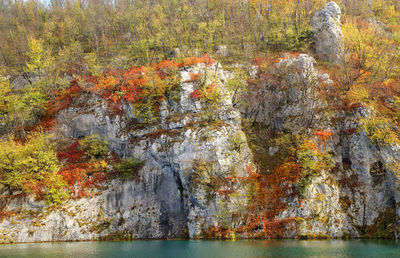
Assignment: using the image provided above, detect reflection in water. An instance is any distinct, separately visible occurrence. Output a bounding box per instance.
[0,240,399,258]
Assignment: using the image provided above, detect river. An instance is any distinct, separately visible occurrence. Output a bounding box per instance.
[0,240,399,257]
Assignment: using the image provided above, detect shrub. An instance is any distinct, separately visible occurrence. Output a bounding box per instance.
[114,157,145,180]
[79,134,109,160]
[0,133,68,204]
[57,135,110,198]
[361,117,400,146]
[296,139,334,196]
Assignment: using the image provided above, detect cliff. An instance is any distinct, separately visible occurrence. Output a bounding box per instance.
[0,2,399,243]
[0,60,253,242]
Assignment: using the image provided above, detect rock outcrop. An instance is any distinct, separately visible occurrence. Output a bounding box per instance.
[0,62,252,243]
[311,2,343,63]
[1,54,399,242]
[216,45,229,57]
[267,54,400,238]
[274,54,331,132]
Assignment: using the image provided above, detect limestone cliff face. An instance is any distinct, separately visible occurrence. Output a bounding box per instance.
[0,63,252,243]
[1,2,399,243]
[264,54,400,238]
[291,117,400,238]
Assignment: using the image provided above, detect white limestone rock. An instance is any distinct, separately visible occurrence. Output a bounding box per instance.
[0,62,252,243]
[311,2,344,63]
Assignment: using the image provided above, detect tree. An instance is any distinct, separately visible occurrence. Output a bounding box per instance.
[25,37,45,78]
[0,133,68,205]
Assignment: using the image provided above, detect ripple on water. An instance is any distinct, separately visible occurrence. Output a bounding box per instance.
[0,240,399,258]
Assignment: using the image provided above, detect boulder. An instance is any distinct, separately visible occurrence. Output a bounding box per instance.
[216,45,229,57]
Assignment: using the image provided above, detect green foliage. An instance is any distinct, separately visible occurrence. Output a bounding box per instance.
[296,139,334,195]
[0,36,68,137]
[225,67,248,108]
[361,116,400,146]
[25,37,44,75]
[84,53,101,77]
[6,86,47,134]
[79,135,109,160]
[371,2,399,23]
[250,130,334,197]
[0,0,330,73]
[341,20,397,89]
[339,18,400,147]
[0,85,47,137]
[114,157,145,180]
[191,159,221,204]
[0,133,68,205]
[129,39,153,64]
[0,73,10,118]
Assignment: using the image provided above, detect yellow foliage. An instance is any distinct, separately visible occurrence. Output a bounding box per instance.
[361,116,400,146]
[25,37,44,74]
[0,133,68,204]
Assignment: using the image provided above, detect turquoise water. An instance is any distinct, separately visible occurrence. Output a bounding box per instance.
[0,240,399,258]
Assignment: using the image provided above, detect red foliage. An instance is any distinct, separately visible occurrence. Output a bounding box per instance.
[155,60,180,70]
[340,99,362,112]
[29,117,57,132]
[25,80,84,134]
[252,57,270,66]
[80,54,213,107]
[182,54,213,67]
[190,89,203,100]
[107,102,123,116]
[57,141,108,198]
[57,141,85,163]
[342,128,358,135]
[28,55,214,135]
[58,164,87,187]
[262,218,296,238]
[206,83,216,93]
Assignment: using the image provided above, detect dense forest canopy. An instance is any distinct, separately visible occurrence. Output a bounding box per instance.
[1,0,399,78]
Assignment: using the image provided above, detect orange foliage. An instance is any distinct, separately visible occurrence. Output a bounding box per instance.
[182,54,213,67]
[262,218,297,238]
[251,55,278,67]
[242,163,300,238]
[0,211,12,221]
[83,54,213,107]
[252,57,267,67]
[30,55,214,134]
[30,117,57,132]
[26,80,83,133]
[314,130,334,145]
[186,72,200,82]
[204,226,234,239]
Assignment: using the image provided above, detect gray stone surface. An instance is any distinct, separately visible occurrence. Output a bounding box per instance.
[1,54,399,242]
[0,62,252,243]
[216,45,229,57]
[265,54,400,238]
[311,2,343,63]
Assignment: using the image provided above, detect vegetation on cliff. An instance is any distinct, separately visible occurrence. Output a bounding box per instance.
[0,0,400,241]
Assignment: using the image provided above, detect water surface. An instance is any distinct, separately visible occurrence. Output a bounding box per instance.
[0,240,399,257]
